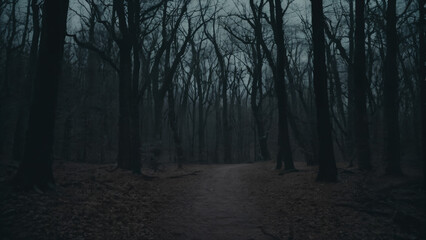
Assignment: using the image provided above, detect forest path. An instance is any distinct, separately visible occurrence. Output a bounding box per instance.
[158,164,274,240]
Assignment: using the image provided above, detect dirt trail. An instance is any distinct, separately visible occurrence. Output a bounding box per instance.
[158,164,273,240]
[1,161,424,239]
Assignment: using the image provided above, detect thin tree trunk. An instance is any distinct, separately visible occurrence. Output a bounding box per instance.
[249,0,272,162]
[130,0,142,172]
[192,42,206,161]
[418,0,425,188]
[208,33,232,163]
[354,0,372,170]
[251,44,271,161]
[347,0,356,167]
[269,0,295,170]
[12,0,40,162]
[83,6,97,162]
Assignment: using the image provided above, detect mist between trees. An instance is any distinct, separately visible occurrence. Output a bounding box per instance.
[0,0,424,188]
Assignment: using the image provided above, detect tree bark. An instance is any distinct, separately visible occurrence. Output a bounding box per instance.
[274,0,294,170]
[83,5,100,163]
[207,25,232,164]
[117,44,140,171]
[251,43,271,161]
[383,0,402,176]
[15,0,69,190]
[258,0,295,170]
[418,0,425,187]
[347,0,356,167]
[311,0,337,182]
[114,0,141,173]
[248,0,272,162]
[192,42,206,160]
[354,0,372,170]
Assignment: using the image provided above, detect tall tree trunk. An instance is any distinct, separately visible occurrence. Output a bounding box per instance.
[15,0,69,190]
[194,57,205,161]
[249,0,271,162]
[383,0,402,176]
[11,0,32,160]
[114,0,142,173]
[251,42,271,161]
[117,45,140,172]
[354,0,371,170]
[208,31,232,163]
[307,57,319,166]
[347,0,356,167]
[130,0,142,172]
[325,45,347,163]
[311,0,337,182]
[270,0,294,170]
[418,0,425,188]
[83,6,98,162]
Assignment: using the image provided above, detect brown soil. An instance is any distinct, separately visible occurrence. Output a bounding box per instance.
[0,161,425,240]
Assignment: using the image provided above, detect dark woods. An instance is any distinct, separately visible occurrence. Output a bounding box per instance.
[15,0,69,190]
[0,0,425,188]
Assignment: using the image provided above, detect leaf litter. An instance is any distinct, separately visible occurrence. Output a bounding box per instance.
[0,161,424,240]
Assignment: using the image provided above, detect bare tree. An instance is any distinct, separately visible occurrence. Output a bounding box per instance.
[202,2,233,163]
[15,0,69,190]
[257,0,295,170]
[419,0,425,187]
[12,0,41,162]
[311,0,337,182]
[353,0,371,170]
[383,0,402,176]
[248,1,272,161]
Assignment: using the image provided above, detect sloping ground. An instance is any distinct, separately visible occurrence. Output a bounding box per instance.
[0,161,425,240]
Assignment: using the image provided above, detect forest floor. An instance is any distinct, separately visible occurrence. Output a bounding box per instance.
[0,160,425,240]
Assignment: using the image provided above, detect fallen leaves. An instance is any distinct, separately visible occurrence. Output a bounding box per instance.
[0,161,424,239]
[0,161,195,239]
